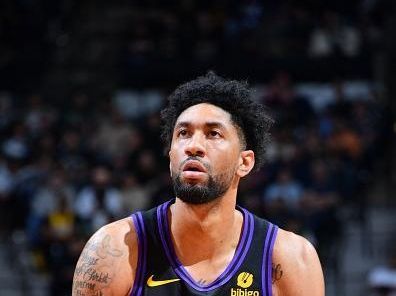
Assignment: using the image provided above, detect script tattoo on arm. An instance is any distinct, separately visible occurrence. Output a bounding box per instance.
[72,234,123,296]
[272,263,283,284]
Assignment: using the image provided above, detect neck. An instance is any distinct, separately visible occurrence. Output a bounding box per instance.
[168,187,243,266]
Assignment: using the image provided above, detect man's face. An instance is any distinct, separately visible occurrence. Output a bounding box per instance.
[169,103,244,204]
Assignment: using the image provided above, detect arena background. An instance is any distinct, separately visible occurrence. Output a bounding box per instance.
[0,0,395,295]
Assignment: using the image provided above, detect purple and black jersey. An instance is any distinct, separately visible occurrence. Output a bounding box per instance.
[130,200,278,296]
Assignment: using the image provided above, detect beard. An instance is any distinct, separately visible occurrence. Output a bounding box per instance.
[171,160,235,205]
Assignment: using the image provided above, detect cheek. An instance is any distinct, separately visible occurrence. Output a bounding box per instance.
[210,147,239,172]
[169,148,182,170]
[169,153,177,170]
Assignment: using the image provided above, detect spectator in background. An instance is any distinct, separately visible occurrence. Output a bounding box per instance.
[28,170,74,247]
[262,168,304,232]
[74,166,123,233]
[308,11,361,58]
[327,119,362,161]
[301,160,340,260]
[120,173,151,214]
[92,107,134,160]
[24,94,57,137]
[263,71,315,127]
[63,94,92,127]
[134,149,159,185]
[368,244,396,296]
[58,128,87,171]
[2,122,30,161]
[43,195,76,296]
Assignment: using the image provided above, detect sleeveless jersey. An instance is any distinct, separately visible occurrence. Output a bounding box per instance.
[130,200,278,296]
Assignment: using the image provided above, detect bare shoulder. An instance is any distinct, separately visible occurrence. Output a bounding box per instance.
[272,228,325,296]
[72,217,139,296]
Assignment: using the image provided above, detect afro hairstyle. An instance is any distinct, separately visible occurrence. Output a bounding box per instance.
[160,71,274,170]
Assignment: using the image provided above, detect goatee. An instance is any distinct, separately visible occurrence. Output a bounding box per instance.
[172,170,233,205]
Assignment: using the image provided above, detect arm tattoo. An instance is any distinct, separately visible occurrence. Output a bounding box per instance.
[72,235,124,295]
[272,263,283,284]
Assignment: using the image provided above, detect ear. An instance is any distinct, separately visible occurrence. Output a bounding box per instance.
[237,150,255,178]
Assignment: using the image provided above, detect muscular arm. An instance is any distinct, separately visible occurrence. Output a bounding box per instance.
[272,229,325,296]
[72,218,138,296]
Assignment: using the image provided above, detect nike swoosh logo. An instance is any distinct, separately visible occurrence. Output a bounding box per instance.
[147,275,180,287]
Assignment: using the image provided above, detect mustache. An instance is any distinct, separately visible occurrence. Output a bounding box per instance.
[179,156,210,172]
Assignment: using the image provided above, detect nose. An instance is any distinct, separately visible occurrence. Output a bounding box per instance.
[184,132,206,157]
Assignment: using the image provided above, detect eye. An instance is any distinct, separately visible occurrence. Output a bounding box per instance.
[177,129,189,138]
[208,130,221,138]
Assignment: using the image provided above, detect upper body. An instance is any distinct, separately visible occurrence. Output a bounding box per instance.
[72,72,324,296]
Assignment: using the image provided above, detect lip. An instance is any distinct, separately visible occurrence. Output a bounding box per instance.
[182,160,207,173]
[181,170,207,180]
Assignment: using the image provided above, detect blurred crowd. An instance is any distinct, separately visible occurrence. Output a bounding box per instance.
[0,74,387,294]
[123,0,387,64]
[0,0,393,89]
[0,0,393,295]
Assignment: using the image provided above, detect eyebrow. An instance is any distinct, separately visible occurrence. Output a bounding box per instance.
[174,121,227,130]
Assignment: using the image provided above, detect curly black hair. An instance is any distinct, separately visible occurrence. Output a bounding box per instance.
[161,71,274,170]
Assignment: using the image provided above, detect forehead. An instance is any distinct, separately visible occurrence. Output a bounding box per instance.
[175,103,233,127]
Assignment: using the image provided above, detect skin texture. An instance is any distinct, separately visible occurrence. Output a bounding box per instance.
[272,229,325,295]
[72,218,137,296]
[72,103,324,295]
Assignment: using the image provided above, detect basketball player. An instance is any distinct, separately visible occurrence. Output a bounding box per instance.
[72,72,324,295]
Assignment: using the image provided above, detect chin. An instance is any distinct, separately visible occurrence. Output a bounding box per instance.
[177,194,220,205]
[181,178,207,187]
[174,182,223,205]
[172,171,230,205]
